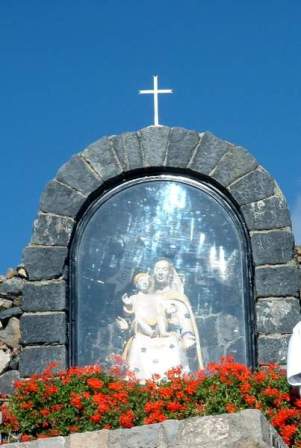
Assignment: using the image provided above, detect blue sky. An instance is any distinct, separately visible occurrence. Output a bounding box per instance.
[0,0,301,273]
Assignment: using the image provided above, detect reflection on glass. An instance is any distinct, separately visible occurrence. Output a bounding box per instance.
[74,178,249,378]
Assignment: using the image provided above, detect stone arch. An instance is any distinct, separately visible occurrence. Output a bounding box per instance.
[20,126,300,376]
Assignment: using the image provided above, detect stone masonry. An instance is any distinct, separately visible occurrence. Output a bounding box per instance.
[0,267,26,394]
[2,410,288,448]
[0,126,300,394]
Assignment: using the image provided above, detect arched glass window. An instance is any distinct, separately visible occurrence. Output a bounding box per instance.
[71,175,254,379]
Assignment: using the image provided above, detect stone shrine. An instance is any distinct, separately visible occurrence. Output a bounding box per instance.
[0,125,300,391]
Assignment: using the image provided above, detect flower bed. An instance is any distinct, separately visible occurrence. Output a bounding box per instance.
[1,357,301,447]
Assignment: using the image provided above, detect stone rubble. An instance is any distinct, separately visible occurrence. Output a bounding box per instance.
[0,268,25,394]
[0,318,21,349]
[0,349,11,374]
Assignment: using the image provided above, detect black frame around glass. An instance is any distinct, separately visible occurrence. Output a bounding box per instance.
[69,170,256,369]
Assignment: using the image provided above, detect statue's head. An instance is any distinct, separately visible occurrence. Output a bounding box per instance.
[133,272,152,293]
[153,258,173,287]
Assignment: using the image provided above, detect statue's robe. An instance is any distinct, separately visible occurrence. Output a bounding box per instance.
[287,322,301,387]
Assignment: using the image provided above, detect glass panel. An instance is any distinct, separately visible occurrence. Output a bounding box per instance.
[74,178,249,379]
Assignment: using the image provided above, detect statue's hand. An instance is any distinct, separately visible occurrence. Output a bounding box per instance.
[182,332,196,349]
[150,328,161,338]
[122,293,133,305]
[159,331,170,337]
[165,303,177,316]
[116,316,129,331]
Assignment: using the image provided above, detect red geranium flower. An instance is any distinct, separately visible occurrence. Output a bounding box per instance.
[90,413,102,424]
[44,384,58,396]
[225,403,237,413]
[92,393,107,405]
[239,382,251,394]
[166,401,186,412]
[263,387,280,398]
[20,434,33,442]
[144,411,167,424]
[87,378,104,390]
[108,382,123,392]
[119,410,135,428]
[70,393,83,410]
[20,401,33,410]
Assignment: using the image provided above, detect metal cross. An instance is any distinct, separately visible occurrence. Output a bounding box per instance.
[139,75,173,126]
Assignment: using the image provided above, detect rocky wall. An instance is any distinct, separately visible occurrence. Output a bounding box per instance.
[0,267,27,394]
[2,410,288,448]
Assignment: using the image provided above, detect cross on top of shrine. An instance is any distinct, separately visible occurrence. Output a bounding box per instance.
[139,75,173,126]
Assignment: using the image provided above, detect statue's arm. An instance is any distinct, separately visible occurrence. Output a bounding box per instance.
[157,302,170,336]
[116,316,129,331]
[136,319,155,337]
[175,301,196,348]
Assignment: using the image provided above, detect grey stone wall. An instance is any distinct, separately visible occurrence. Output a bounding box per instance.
[0,126,300,389]
[0,268,25,394]
[3,410,288,448]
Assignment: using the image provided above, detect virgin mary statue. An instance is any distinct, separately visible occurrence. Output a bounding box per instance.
[119,259,204,381]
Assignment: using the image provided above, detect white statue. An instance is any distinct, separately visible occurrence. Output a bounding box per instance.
[117,259,204,381]
[287,321,301,393]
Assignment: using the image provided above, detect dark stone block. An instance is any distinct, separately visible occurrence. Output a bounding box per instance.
[0,277,23,297]
[166,127,200,168]
[0,370,20,395]
[211,145,258,187]
[23,246,68,281]
[258,335,290,364]
[188,132,229,175]
[139,126,170,167]
[241,195,291,230]
[20,345,67,377]
[0,307,22,321]
[22,280,66,311]
[56,155,101,195]
[251,230,295,265]
[228,168,275,205]
[40,180,86,218]
[21,312,66,344]
[82,137,122,181]
[31,213,74,246]
[256,298,301,333]
[255,265,301,297]
[111,132,143,171]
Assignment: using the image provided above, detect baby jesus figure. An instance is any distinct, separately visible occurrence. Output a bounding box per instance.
[121,272,167,338]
